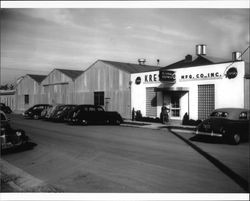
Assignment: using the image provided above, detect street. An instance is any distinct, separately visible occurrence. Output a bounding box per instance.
[1,114,248,193]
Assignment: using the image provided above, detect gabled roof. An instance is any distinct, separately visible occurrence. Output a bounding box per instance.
[55,69,84,80]
[162,55,232,70]
[100,60,161,73]
[27,74,47,83]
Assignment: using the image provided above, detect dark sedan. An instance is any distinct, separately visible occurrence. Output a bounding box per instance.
[195,108,250,145]
[68,104,123,125]
[23,104,52,119]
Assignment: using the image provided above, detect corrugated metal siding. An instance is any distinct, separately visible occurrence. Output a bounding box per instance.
[146,87,157,117]
[41,69,74,104]
[75,61,131,119]
[15,75,42,111]
[0,95,15,111]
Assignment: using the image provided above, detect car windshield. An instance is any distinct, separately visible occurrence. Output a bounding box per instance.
[210,111,228,118]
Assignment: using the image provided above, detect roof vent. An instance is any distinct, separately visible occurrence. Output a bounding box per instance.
[232,51,242,61]
[185,54,192,62]
[138,58,146,65]
[196,44,206,56]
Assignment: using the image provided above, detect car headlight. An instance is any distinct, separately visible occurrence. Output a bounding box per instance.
[16,131,22,136]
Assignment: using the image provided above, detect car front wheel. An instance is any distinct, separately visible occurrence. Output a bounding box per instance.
[230,133,241,145]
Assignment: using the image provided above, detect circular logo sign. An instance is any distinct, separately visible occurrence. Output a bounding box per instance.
[226,67,238,79]
[135,77,141,85]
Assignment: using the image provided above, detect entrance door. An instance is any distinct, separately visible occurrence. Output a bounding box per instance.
[170,93,181,119]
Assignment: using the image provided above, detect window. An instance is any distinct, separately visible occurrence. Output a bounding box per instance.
[146,87,157,117]
[24,95,29,104]
[94,91,104,106]
[198,84,215,120]
[89,106,96,112]
[96,106,104,112]
[171,93,181,117]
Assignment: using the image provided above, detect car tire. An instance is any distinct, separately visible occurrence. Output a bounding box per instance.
[33,115,39,120]
[230,133,241,145]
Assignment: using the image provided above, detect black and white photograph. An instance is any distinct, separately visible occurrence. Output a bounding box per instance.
[0,0,249,200]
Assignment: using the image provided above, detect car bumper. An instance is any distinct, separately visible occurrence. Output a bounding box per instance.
[195,130,223,137]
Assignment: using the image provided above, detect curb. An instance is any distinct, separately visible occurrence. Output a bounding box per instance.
[0,159,60,192]
[121,122,196,131]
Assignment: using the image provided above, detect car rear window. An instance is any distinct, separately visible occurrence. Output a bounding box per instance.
[96,106,104,112]
[89,106,95,112]
[210,111,228,118]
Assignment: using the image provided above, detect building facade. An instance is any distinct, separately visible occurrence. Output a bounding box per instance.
[0,90,16,111]
[131,49,250,120]
[40,69,83,105]
[15,74,46,111]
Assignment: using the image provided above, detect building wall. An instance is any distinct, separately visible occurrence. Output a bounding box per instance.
[131,61,246,120]
[41,70,74,105]
[0,93,15,111]
[15,76,42,111]
[244,63,250,109]
[75,60,131,119]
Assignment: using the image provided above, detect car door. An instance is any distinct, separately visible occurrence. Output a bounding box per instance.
[96,106,106,123]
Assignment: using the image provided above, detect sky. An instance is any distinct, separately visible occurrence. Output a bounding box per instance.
[1,7,249,84]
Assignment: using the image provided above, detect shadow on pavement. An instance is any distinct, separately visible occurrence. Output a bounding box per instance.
[1,142,37,155]
[189,135,225,144]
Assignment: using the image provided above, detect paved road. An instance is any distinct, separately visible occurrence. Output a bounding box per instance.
[1,114,246,192]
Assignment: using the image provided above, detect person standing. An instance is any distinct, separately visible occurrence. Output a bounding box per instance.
[161,103,170,124]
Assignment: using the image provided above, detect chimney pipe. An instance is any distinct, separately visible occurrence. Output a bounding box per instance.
[138,58,146,65]
[232,52,242,61]
[196,44,206,56]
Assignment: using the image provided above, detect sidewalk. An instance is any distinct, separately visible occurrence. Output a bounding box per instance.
[0,159,59,192]
[122,119,196,130]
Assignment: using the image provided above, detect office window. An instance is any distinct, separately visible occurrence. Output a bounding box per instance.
[146,87,157,117]
[94,91,104,106]
[24,95,29,104]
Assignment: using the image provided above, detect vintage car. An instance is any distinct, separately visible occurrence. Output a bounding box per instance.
[51,104,77,122]
[195,108,250,145]
[40,105,53,119]
[68,104,123,125]
[23,104,52,119]
[0,103,12,114]
[44,104,65,120]
[1,110,29,150]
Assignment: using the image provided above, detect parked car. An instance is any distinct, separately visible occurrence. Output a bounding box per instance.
[44,104,64,120]
[0,103,12,114]
[68,104,123,125]
[1,110,29,150]
[23,104,52,119]
[51,104,77,122]
[40,105,53,119]
[195,108,250,145]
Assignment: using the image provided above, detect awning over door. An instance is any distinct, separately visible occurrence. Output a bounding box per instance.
[154,87,189,92]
